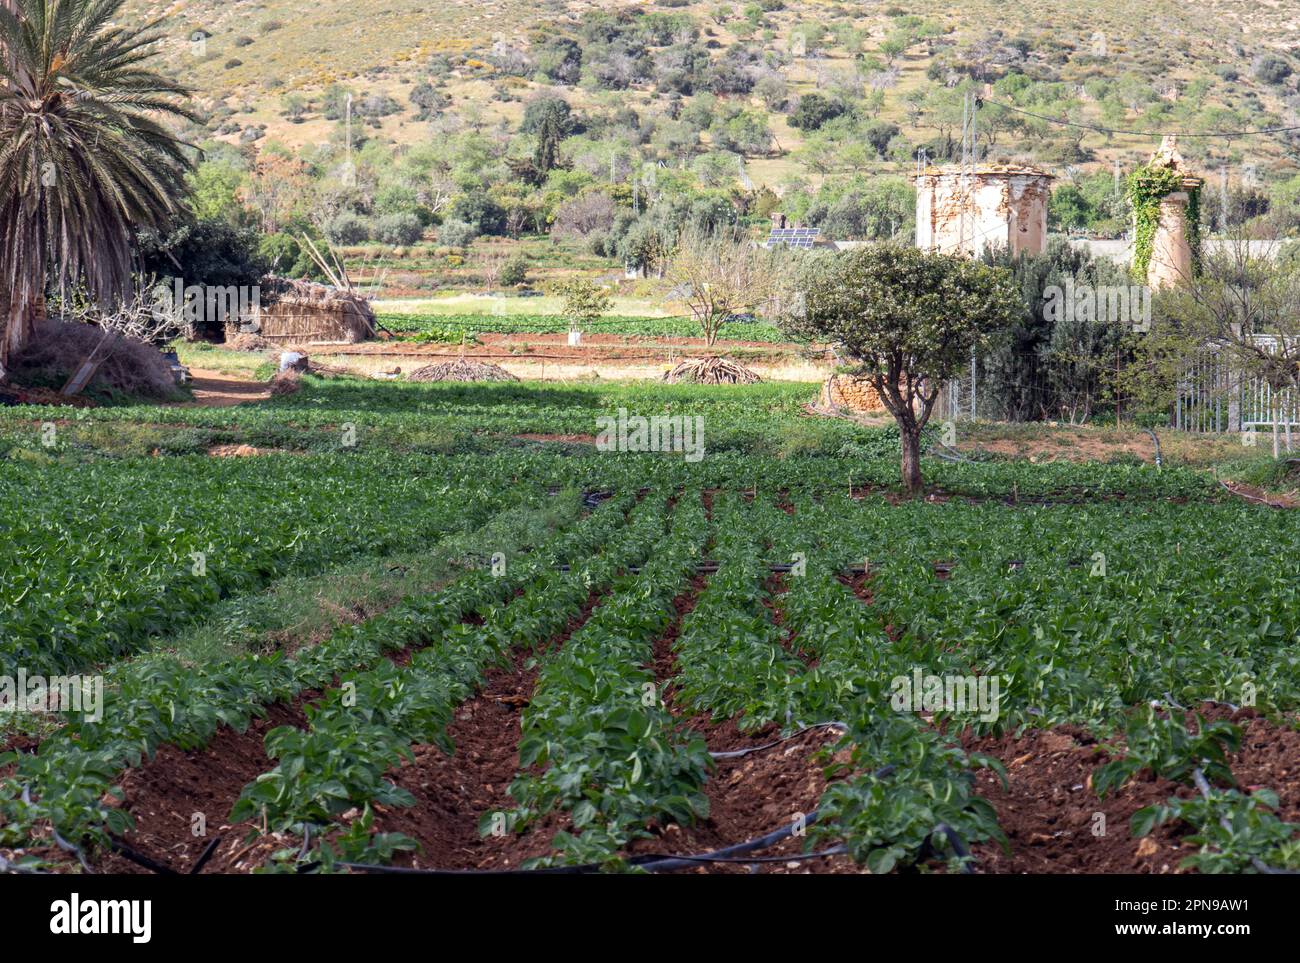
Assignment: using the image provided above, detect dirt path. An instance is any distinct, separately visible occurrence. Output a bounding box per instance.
[172,368,272,407]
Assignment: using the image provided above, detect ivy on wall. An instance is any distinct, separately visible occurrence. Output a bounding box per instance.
[1127,163,1202,281]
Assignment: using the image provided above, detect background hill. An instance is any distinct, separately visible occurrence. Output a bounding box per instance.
[134,0,1300,175]
[117,0,1300,294]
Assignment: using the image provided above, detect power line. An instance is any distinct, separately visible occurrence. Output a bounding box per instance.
[981,98,1300,139]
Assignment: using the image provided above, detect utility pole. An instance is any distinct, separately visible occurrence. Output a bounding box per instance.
[960,91,979,418]
[1218,166,1229,233]
[345,92,353,181]
[958,90,978,256]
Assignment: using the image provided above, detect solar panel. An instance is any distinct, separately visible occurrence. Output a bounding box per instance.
[765,228,821,249]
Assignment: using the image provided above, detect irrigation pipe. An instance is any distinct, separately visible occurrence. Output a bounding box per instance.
[327,764,962,876]
[639,845,849,866]
[1218,479,1284,507]
[932,822,974,874]
[190,836,223,875]
[0,853,47,874]
[1146,429,1162,469]
[929,440,977,465]
[328,811,835,875]
[109,837,178,876]
[21,784,93,873]
[709,722,848,760]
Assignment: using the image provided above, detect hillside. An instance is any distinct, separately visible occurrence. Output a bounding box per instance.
[135,0,1300,189]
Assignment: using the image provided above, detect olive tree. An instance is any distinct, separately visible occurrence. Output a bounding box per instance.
[787,244,1020,493]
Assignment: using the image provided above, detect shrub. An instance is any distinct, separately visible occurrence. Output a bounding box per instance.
[439,218,479,248]
[448,194,507,235]
[789,93,845,131]
[372,212,425,246]
[499,255,529,287]
[1253,54,1293,85]
[325,211,370,245]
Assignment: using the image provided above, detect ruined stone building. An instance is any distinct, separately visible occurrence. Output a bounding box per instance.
[913,164,1054,258]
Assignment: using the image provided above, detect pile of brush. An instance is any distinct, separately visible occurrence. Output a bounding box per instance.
[407,359,519,383]
[662,356,761,384]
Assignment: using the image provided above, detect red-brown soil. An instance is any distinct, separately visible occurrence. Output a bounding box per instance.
[171,368,272,408]
[91,698,313,874]
[337,331,831,367]
[964,707,1300,874]
[367,592,603,871]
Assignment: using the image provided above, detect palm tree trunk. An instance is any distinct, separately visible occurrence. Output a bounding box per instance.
[0,0,28,374]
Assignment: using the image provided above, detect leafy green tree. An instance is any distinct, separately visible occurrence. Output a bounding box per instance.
[188,160,250,226]
[521,96,576,137]
[0,0,194,367]
[137,220,268,338]
[556,278,612,329]
[789,93,845,131]
[1049,184,1092,232]
[257,232,331,281]
[790,245,1020,492]
[978,240,1130,423]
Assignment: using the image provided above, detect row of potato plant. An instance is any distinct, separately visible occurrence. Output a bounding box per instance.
[503,492,714,867]
[231,492,671,843]
[0,493,600,863]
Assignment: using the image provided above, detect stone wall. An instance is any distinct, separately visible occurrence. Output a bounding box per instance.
[821,374,888,413]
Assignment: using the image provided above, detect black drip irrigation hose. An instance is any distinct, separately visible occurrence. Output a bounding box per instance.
[580,489,616,510]
[322,764,980,877]
[190,836,223,875]
[929,823,974,874]
[109,837,179,876]
[331,811,832,875]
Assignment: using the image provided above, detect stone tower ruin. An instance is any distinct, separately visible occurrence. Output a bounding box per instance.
[1140,136,1202,289]
[914,164,1054,258]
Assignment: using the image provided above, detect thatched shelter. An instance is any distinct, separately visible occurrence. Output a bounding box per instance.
[247,277,375,344]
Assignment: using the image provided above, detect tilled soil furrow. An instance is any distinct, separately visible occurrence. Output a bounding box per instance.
[369,591,605,871]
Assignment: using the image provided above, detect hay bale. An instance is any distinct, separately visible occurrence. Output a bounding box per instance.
[662,356,761,385]
[268,369,302,396]
[407,359,519,383]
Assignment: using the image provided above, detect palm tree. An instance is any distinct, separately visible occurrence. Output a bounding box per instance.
[0,0,194,369]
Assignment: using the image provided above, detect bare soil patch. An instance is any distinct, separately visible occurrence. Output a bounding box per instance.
[91,698,313,875]
[172,368,272,408]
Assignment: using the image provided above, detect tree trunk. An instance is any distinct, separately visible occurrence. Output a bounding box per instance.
[900,424,924,496]
[1,292,38,375]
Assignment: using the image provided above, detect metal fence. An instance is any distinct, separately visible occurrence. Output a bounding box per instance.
[1175,340,1300,433]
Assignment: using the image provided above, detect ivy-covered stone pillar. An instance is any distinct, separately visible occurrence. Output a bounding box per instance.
[1127,137,1203,290]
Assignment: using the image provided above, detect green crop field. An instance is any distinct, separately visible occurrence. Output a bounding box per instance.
[3,372,1298,882]
[5,0,1300,916]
